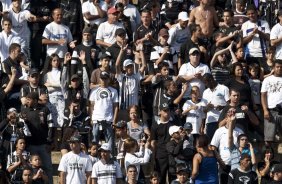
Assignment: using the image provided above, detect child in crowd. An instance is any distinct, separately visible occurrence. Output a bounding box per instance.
[248,63,262,114]
[182,86,206,139]
[88,142,99,166]
[22,167,33,184]
[149,171,160,184]
[29,154,48,184]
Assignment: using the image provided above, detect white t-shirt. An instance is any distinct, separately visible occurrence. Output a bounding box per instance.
[270,23,282,60]
[89,86,119,122]
[116,72,143,109]
[261,75,282,108]
[58,151,92,184]
[211,126,243,165]
[96,21,124,45]
[182,99,206,134]
[150,45,177,69]
[202,84,230,124]
[82,1,107,25]
[42,22,73,58]
[92,160,123,184]
[0,0,28,12]
[7,9,31,38]
[123,3,141,31]
[168,23,190,52]
[241,20,270,57]
[178,62,211,97]
[0,31,25,62]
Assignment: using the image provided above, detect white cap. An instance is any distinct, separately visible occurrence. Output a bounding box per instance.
[99,143,111,152]
[178,12,189,21]
[169,126,181,136]
[123,59,134,67]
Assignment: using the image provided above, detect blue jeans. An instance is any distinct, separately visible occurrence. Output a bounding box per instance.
[27,144,53,184]
[92,120,114,153]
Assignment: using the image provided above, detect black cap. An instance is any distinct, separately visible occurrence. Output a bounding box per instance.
[83,27,93,34]
[26,92,39,100]
[100,52,112,60]
[183,122,193,130]
[68,134,81,143]
[29,68,39,76]
[176,163,190,174]
[115,28,126,36]
[100,71,110,80]
[271,164,282,173]
[160,103,169,111]
[113,120,127,128]
[71,74,80,81]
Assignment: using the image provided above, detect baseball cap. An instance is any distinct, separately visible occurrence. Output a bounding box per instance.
[83,27,92,34]
[123,59,134,67]
[115,28,126,36]
[178,12,189,21]
[271,164,282,173]
[159,28,169,37]
[29,68,39,76]
[159,103,169,111]
[68,134,81,143]
[71,74,80,81]
[176,163,190,174]
[169,125,181,136]
[189,48,200,55]
[26,92,39,100]
[100,52,112,60]
[113,120,127,128]
[100,71,110,80]
[99,143,111,152]
[108,7,119,14]
[183,122,193,130]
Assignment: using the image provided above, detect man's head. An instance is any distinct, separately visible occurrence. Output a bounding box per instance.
[7,108,18,123]
[235,0,246,12]
[115,28,126,43]
[246,4,258,23]
[9,43,21,58]
[69,99,81,115]
[99,143,111,161]
[178,12,189,29]
[229,89,240,105]
[70,74,81,88]
[99,52,111,68]
[123,59,134,75]
[22,166,33,184]
[158,28,169,42]
[12,0,21,8]
[82,27,93,43]
[52,8,62,24]
[202,73,216,89]
[113,120,127,138]
[100,71,111,85]
[68,134,81,153]
[2,18,12,33]
[141,9,151,26]
[273,60,282,77]
[223,9,234,25]
[189,48,200,66]
[271,164,282,181]
[158,62,169,76]
[169,126,182,140]
[25,92,39,108]
[28,68,40,85]
[189,23,202,38]
[183,122,193,134]
[159,103,170,120]
[237,134,249,148]
[127,165,138,182]
[107,7,119,23]
[176,163,190,183]
[239,153,252,170]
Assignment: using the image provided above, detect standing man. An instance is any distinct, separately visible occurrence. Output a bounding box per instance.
[21,92,54,184]
[261,60,282,146]
[58,134,92,184]
[270,10,282,60]
[42,8,76,60]
[120,0,140,32]
[241,4,270,65]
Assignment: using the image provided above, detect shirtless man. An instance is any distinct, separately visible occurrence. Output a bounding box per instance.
[188,0,219,38]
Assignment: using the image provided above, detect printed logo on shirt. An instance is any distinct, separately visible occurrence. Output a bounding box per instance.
[69,163,83,170]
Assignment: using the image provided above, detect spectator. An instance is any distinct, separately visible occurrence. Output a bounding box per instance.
[258,147,280,184]
[21,92,54,184]
[124,137,152,182]
[89,71,119,152]
[168,12,190,56]
[91,143,123,184]
[22,166,34,184]
[228,154,258,184]
[269,164,282,183]
[261,60,282,146]
[88,142,99,166]
[241,4,270,65]
[233,0,248,28]
[43,54,64,127]
[120,0,141,32]
[58,134,92,184]
[191,134,223,184]
[263,47,275,78]
[202,73,229,139]
[171,163,192,184]
[7,138,30,183]
[270,10,282,60]
[181,122,196,168]
[178,47,210,98]
[42,8,76,60]
[126,164,138,184]
[96,7,125,50]
[115,3,133,43]
[150,171,160,184]
[29,154,48,184]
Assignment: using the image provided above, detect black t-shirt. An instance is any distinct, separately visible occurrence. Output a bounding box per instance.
[228,168,258,184]
[258,160,280,184]
[151,120,173,159]
[179,38,205,63]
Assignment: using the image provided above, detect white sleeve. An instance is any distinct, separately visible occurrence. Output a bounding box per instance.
[261,78,268,93]
[178,64,187,76]
[168,27,176,45]
[263,21,271,34]
[82,2,89,14]
[182,101,189,111]
[67,28,73,42]
[91,163,98,178]
[210,129,220,148]
[223,86,230,101]
[115,162,123,178]
[58,155,67,172]
[85,157,93,172]
[270,25,279,40]
[89,89,96,102]
[42,25,51,39]
[96,24,104,40]
[125,149,152,165]
[241,22,248,38]
[112,89,119,103]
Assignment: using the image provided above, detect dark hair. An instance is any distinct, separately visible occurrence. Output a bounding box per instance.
[141,9,151,15]
[262,146,275,160]
[2,17,12,24]
[158,62,169,70]
[150,171,159,180]
[62,127,77,143]
[237,134,248,143]
[124,137,138,153]
[189,23,200,34]
[14,137,26,150]
[30,154,41,161]
[246,4,257,12]
[267,46,276,53]
[229,88,240,95]
[163,78,174,90]
[248,63,260,77]
[196,135,210,148]
[9,43,21,54]
[115,2,124,9]
[230,62,243,76]
[223,9,234,17]
[127,164,137,171]
[274,59,282,66]
[128,105,140,117]
[89,142,100,149]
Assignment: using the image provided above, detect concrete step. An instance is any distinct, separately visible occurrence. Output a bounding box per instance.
[52,151,62,184]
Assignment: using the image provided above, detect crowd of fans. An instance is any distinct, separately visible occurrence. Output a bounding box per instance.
[1,0,282,183]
